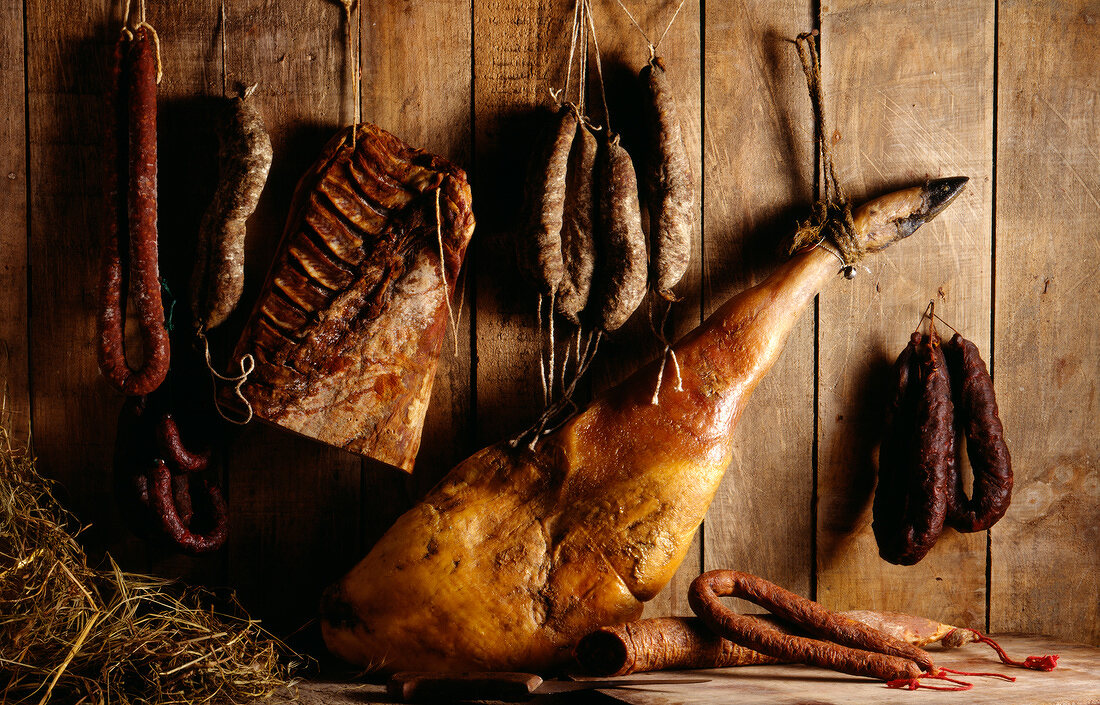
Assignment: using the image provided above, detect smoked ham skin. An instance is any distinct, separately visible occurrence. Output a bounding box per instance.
[234,124,474,472]
[321,180,967,673]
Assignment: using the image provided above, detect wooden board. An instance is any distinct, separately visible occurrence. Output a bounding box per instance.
[584,0,703,620]
[0,0,27,442]
[815,0,993,626]
[223,0,364,638]
[5,0,1099,662]
[253,635,1097,704]
[701,0,816,614]
[991,0,1100,645]
[597,636,1100,705]
[24,0,149,568]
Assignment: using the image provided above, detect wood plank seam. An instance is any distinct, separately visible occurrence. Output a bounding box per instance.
[985,0,1000,636]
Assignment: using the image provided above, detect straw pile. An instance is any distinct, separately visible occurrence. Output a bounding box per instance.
[0,422,296,704]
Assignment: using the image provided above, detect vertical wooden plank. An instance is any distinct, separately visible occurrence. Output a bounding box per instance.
[142,0,224,586]
[225,0,361,636]
[472,0,702,617]
[0,0,28,442]
[992,0,1100,644]
[26,0,147,562]
[816,0,993,627]
[701,0,816,612]
[585,0,701,394]
[472,0,573,445]
[360,0,474,500]
[584,0,702,618]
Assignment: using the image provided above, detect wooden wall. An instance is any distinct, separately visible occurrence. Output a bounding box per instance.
[2,0,1097,651]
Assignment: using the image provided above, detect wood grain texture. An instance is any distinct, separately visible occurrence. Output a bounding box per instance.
[7,0,1100,659]
[0,0,28,442]
[815,0,993,627]
[249,635,1100,704]
[472,0,575,445]
[25,0,148,563]
[586,0,703,620]
[700,0,816,615]
[991,0,1100,645]
[142,0,224,586]
[598,635,1100,705]
[360,0,474,499]
[223,0,362,637]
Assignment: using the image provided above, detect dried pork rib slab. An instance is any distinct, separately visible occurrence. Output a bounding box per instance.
[235,123,474,472]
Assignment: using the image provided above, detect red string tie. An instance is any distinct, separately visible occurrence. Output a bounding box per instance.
[957,629,1060,671]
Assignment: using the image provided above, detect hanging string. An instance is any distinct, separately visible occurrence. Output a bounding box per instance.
[648,299,684,404]
[887,666,1019,692]
[584,0,612,135]
[537,295,548,407]
[613,0,689,59]
[511,329,602,450]
[119,0,163,83]
[548,291,557,402]
[577,1,588,114]
[334,0,360,147]
[786,31,862,272]
[613,0,652,47]
[654,0,689,52]
[886,671,974,692]
[954,630,1059,671]
[201,335,255,425]
[559,0,583,106]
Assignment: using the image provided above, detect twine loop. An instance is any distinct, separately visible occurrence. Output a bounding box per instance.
[787,30,864,275]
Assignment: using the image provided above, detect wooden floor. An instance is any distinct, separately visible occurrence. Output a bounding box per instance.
[1,0,1097,656]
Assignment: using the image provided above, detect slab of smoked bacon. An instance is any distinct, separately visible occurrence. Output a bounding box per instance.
[234,123,474,472]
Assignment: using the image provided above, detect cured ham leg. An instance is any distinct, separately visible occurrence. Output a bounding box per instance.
[321,179,968,673]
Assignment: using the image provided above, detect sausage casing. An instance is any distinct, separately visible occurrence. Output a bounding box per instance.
[641,57,693,301]
[96,27,170,396]
[594,134,648,332]
[518,106,576,296]
[874,332,953,565]
[556,120,598,324]
[943,333,1012,532]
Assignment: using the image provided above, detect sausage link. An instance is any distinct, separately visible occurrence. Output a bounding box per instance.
[149,460,229,554]
[556,120,598,325]
[155,413,211,472]
[575,616,785,676]
[642,57,693,301]
[873,333,918,560]
[191,91,273,332]
[688,570,931,681]
[518,106,577,296]
[594,133,648,332]
[943,333,1012,532]
[172,472,195,527]
[96,27,170,395]
[874,332,953,565]
[575,611,973,676]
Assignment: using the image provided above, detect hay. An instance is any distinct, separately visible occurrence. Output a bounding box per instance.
[0,421,297,705]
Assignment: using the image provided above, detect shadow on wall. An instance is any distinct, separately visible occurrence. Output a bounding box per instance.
[817,348,895,569]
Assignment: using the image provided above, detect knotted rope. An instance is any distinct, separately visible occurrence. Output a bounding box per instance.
[787,31,863,275]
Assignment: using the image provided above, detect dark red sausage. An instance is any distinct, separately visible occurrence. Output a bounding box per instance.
[96,27,170,396]
[943,333,1012,532]
[155,413,211,472]
[874,332,954,565]
[688,570,932,681]
[149,461,228,554]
